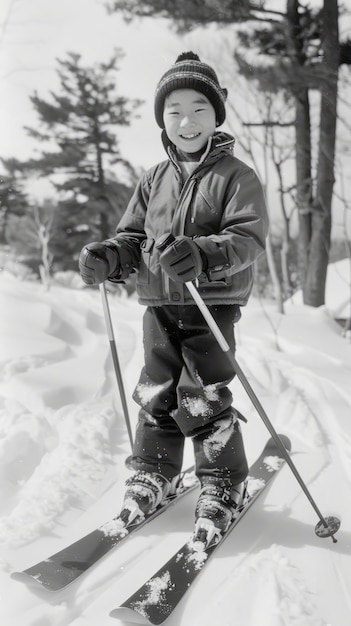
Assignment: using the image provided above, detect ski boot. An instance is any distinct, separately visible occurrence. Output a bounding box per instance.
[192,476,247,552]
[116,471,171,529]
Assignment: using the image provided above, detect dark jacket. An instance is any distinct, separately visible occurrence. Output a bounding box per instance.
[111,131,268,306]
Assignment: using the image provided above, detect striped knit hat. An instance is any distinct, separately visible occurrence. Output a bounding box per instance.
[154,52,228,129]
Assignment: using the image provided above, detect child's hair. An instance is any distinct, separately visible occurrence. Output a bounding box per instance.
[154,51,228,129]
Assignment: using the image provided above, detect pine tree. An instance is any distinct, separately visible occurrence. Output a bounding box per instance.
[1,50,143,270]
[0,169,28,245]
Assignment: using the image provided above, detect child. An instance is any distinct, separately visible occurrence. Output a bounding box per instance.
[79,52,268,549]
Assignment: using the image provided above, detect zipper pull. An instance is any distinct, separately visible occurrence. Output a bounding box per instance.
[190,177,199,224]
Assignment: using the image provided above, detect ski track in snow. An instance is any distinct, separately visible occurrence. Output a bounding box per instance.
[200,545,330,626]
[0,272,351,626]
[0,281,139,547]
[237,336,351,487]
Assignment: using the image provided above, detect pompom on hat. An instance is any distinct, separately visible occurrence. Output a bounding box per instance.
[154,51,228,129]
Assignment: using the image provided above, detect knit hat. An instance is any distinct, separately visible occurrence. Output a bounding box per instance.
[154,52,228,129]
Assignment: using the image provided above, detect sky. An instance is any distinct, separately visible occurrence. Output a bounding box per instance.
[0,0,183,169]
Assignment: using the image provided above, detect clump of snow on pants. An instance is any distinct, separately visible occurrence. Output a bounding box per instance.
[196,372,221,403]
[135,382,165,407]
[182,396,213,418]
[203,415,236,463]
[181,372,222,418]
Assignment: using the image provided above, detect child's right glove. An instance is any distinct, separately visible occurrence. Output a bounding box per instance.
[79,241,121,285]
[159,236,205,283]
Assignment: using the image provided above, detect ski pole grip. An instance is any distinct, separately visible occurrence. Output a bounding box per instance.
[156,233,230,354]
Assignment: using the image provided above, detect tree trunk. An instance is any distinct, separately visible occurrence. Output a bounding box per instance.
[286,0,314,295]
[295,90,313,293]
[303,0,339,306]
[95,130,110,240]
[287,0,339,306]
[266,233,284,313]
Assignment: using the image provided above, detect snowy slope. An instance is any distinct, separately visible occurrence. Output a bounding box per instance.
[0,266,351,626]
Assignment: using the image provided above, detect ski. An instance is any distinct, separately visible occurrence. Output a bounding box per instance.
[12,466,198,592]
[110,435,291,625]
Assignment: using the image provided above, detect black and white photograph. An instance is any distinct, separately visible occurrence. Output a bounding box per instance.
[1,2,351,625]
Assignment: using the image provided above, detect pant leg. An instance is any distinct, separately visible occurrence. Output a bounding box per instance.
[129,307,185,480]
[174,305,238,434]
[173,305,248,483]
[131,409,185,480]
[192,411,248,483]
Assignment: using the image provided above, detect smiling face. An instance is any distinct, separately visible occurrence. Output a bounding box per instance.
[163,88,217,153]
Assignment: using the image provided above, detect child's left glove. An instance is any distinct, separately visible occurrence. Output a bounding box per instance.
[159,236,205,283]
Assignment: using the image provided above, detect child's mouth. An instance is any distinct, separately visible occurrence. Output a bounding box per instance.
[179,132,201,140]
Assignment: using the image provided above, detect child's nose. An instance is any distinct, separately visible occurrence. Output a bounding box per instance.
[180,114,194,127]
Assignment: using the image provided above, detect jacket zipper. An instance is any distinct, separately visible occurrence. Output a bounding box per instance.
[177,176,198,234]
[169,135,228,235]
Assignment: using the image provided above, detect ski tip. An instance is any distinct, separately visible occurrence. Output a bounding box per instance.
[110,606,151,624]
[11,571,29,585]
[265,434,291,453]
[11,571,50,591]
[278,434,292,451]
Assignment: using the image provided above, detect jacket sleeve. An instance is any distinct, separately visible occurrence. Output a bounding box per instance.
[107,172,151,280]
[195,168,268,281]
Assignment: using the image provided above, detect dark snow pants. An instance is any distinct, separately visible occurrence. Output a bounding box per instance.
[130,304,248,484]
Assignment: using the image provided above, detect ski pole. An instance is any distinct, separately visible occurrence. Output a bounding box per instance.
[99,282,134,449]
[184,279,340,542]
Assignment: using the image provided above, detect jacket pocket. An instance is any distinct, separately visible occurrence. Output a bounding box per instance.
[138,238,154,285]
[198,274,233,289]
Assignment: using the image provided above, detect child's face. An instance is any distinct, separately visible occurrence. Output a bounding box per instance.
[163,89,217,153]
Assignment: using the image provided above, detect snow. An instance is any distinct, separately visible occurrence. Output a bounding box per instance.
[131,571,172,619]
[0,261,351,626]
[263,455,285,472]
[135,383,166,407]
[202,415,236,463]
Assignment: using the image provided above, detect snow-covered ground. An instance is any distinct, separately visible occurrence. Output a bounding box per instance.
[0,260,351,626]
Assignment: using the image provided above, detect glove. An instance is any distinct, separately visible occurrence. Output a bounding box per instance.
[159,236,204,283]
[79,241,120,285]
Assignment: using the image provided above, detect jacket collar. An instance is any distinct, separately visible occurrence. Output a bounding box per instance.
[161,130,235,174]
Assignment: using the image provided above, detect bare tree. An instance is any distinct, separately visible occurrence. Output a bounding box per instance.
[33,204,55,289]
